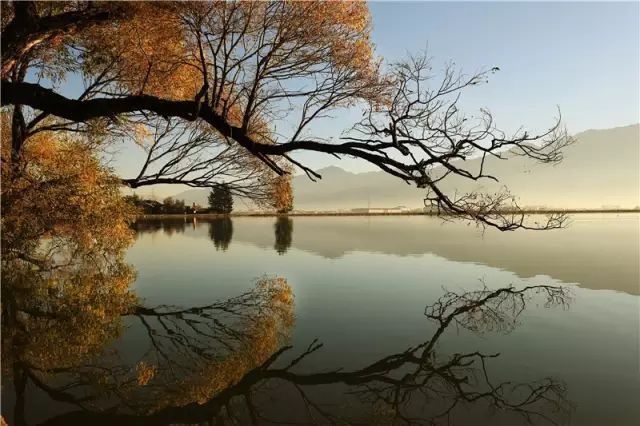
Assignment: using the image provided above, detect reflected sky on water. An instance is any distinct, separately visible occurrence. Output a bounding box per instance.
[2,214,639,425]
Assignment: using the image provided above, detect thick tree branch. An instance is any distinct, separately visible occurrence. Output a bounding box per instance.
[1,80,419,179]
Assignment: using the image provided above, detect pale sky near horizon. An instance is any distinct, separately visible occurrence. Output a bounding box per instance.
[82,1,639,197]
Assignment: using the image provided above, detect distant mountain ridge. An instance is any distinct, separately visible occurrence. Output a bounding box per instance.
[174,124,640,211]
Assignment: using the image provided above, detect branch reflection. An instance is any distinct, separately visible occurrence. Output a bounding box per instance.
[2,269,572,426]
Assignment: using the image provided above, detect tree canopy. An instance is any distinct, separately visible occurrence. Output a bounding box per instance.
[208,183,234,214]
[1,0,572,230]
[269,173,294,213]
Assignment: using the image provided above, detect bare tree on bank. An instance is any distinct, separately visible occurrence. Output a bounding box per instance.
[1,1,572,230]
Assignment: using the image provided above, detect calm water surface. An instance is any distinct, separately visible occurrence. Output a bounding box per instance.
[3,214,639,425]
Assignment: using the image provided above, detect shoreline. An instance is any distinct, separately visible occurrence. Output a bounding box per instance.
[138,209,640,219]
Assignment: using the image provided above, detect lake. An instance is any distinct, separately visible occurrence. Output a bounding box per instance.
[2,214,639,425]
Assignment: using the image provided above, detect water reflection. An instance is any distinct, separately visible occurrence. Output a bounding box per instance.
[131,219,180,235]
[274,216,293,255]
[2,271,572,425]
[132,215,640,294]
[133,217,296,257]
[208,217,233,251]
[1,248,137,426]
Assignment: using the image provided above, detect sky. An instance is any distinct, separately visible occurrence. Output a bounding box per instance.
[290,0,640,173]
[77,1,639,197]
[370,1,639,133]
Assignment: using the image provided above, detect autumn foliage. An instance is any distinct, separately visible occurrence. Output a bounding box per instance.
[1,113,136,266]
[2,1,572,231]
[144,277,294,411]
[269,173,294,213]
[1,1,383,204]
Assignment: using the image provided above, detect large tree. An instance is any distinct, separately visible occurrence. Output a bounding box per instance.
[1,1,572,230]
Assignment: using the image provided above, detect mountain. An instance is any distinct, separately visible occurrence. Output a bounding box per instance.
[173,124,640,211]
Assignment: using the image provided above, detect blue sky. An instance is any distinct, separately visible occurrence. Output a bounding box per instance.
[289,0,639,173]
[370,1,639,132]
[97,1,639,193]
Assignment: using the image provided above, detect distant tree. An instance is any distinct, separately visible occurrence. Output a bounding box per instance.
[269,174,294,214]
[162,197,174,213]
[124,194,142,206]
[208,184,233,214]
[162,197,186,214]
[142,200,163,214]
[124,195,165,214]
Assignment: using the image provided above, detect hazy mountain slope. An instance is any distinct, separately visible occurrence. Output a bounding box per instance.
[174,124,639,210]
[438,123,640,209]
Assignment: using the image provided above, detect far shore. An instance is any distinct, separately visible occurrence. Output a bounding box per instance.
[138,209,640,219]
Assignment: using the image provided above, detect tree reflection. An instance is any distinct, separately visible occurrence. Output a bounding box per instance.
[1,252,138,426]
[2,278,572,426]
[160,219,187,236]
[130,219,164,235]
[130,276,294,411]
[208,217,233,251]
[274,216,293,255]
[2,270,293,425]
[131,219,188,237]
